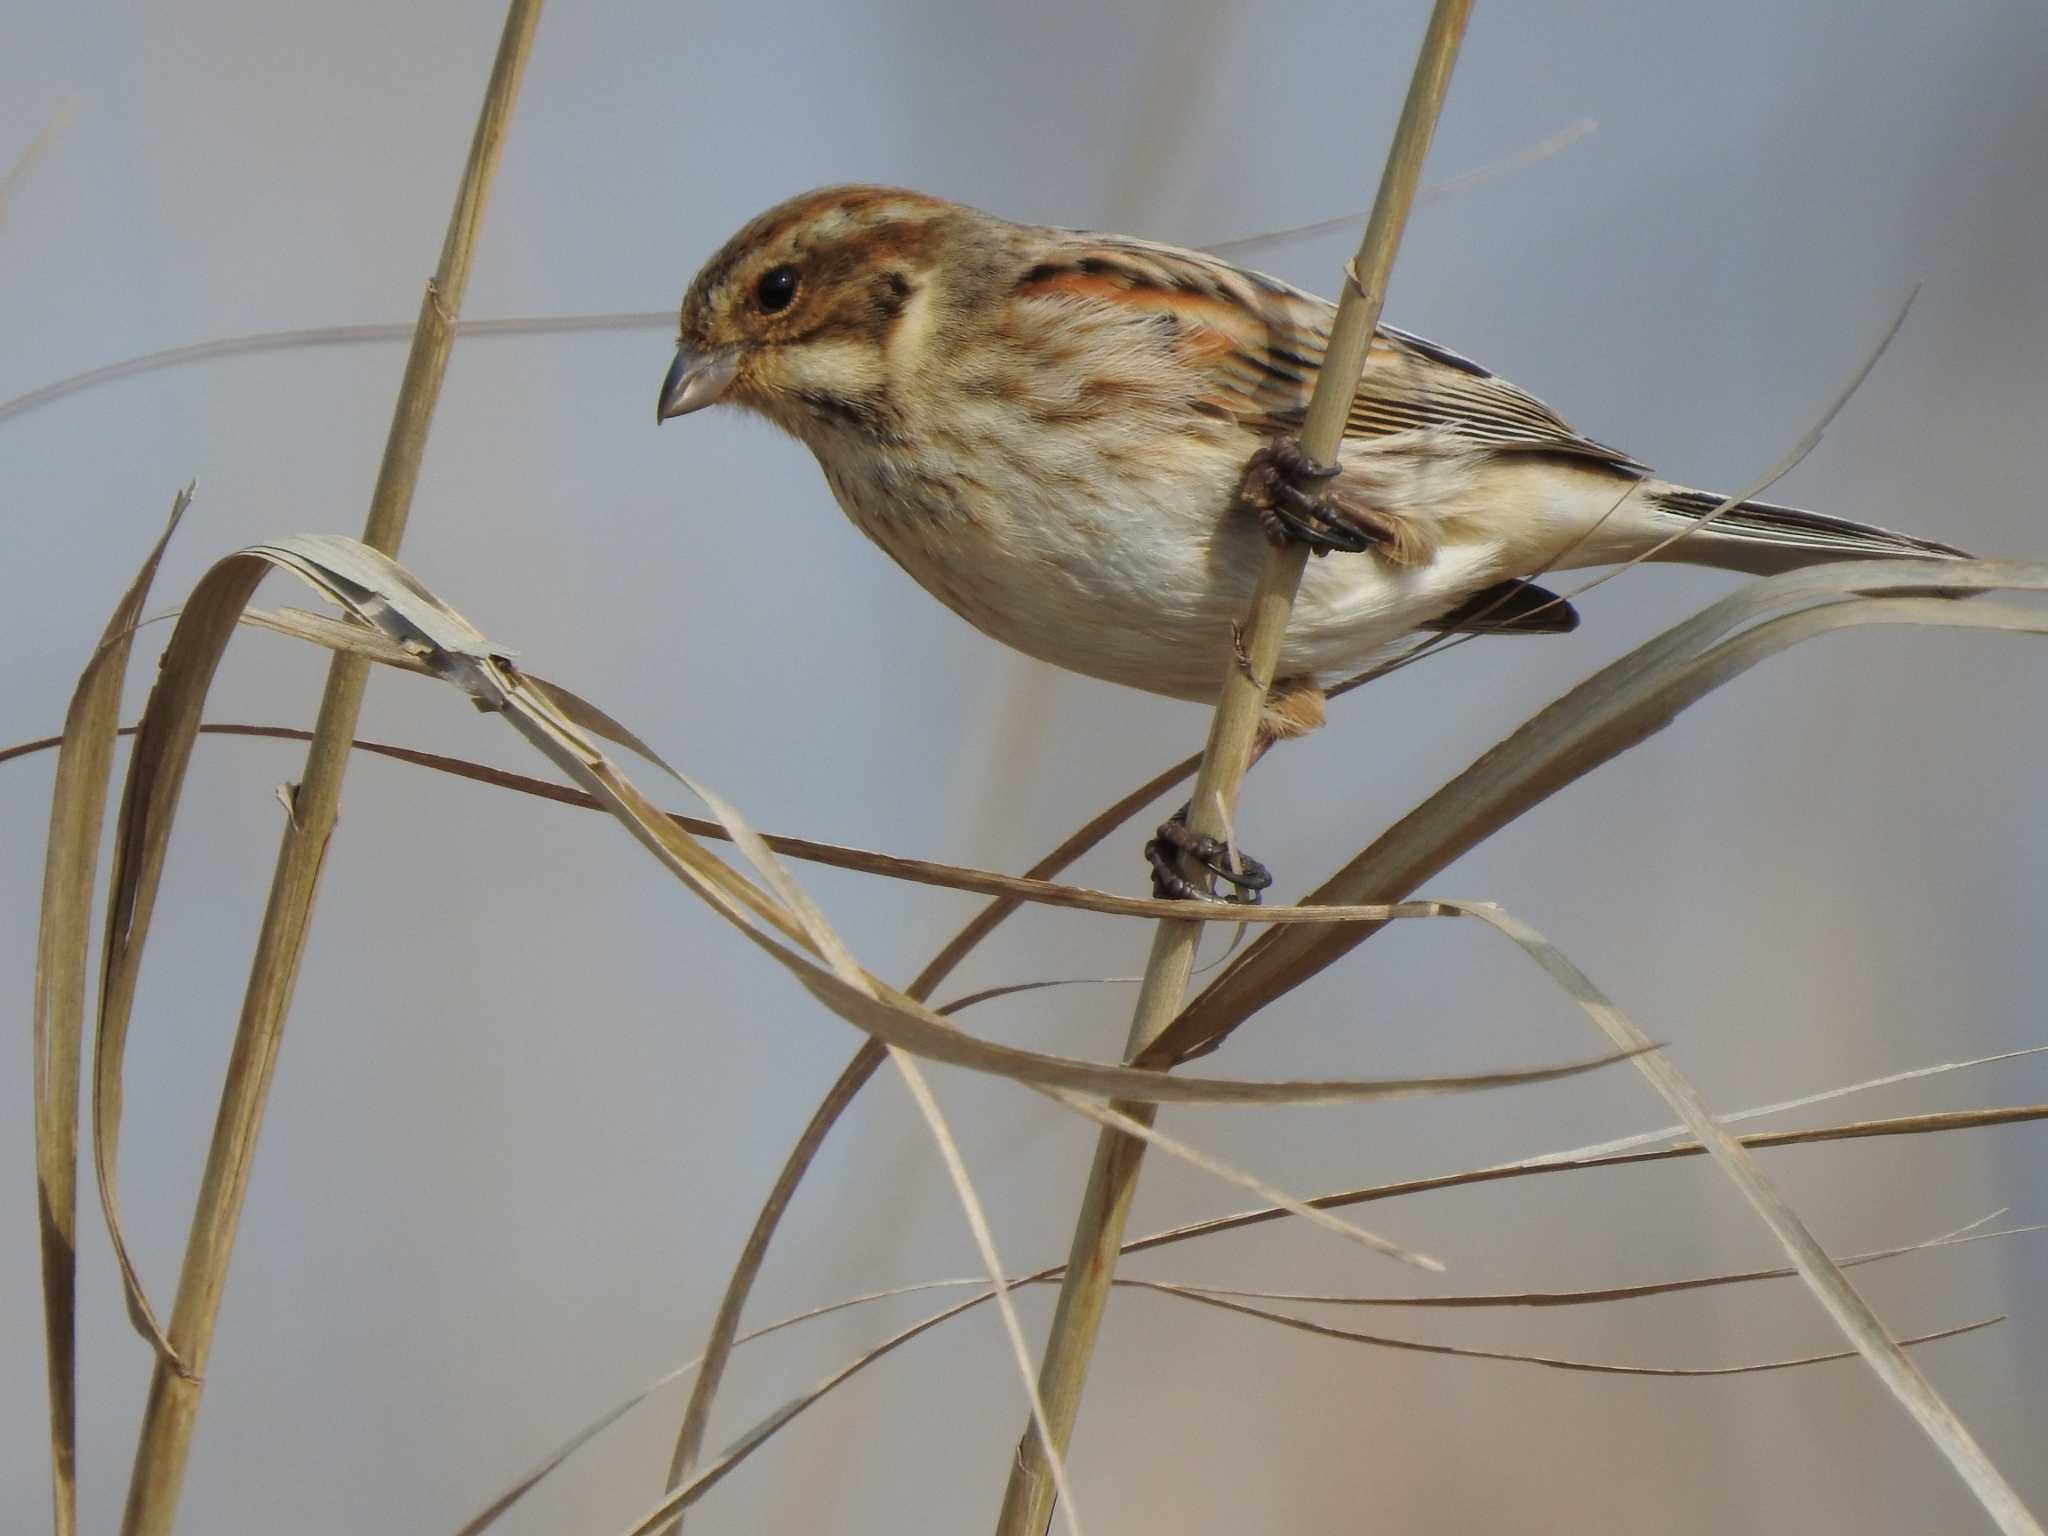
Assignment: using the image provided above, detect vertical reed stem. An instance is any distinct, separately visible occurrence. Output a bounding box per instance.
[991,6,1473,1531]
[115,7,544,1533]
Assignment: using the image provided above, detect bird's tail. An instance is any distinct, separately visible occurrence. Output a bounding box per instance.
[1639,484,1969,575]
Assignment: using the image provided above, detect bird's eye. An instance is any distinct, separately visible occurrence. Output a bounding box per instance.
[755,265,801,314]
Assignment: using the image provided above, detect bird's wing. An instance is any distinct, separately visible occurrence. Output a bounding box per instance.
[1042,232,1646,472]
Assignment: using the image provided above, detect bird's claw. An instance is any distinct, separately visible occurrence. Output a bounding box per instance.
[1241,439,1378,556]
[1146,808,1272,905]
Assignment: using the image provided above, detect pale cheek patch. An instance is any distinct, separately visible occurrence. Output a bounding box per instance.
[782,339,886,400]
[886,281,939,373]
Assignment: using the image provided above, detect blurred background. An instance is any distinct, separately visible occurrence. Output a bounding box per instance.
[4,2,2045,1531]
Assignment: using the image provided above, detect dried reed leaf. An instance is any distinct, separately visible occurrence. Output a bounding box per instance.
[1161,557,2048,1063]
[81,536,1636,1533]
[672,780,1447,1536]
[0,121,1595,427]
[16,622,2031,1531]
[609,1291,990,1536]
[1178,1213,2031,1308]
[1204,117,1597,257]
[639,543,2028,1503]
[1550,1045,2048,1165]
[14,707,2048,961]
[84,537,2040,1532]
[1042,1089,1441,1271]
[1141,1282,2004,1377]
[449,1206,2031,1532]
[668,772,1087,1536]
[1464,901,2042,1534]
[444,1041,2044,1530]
[98,540,1643,1110]
[30,491,186,1536]
[585,1246,2008,1536]
[1129,1103,2048,1260]
[880,1056,1088,1536]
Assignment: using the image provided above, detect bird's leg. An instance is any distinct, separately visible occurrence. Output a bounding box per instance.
[1146,809,1273,904]
[1144,684,1321,904]
[1237,439,1393,557]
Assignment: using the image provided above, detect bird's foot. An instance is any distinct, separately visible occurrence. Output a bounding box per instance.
[1238,439,1386,557]
[1146,805,1272,904]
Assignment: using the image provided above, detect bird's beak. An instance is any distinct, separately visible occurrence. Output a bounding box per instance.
[656,344,739,422]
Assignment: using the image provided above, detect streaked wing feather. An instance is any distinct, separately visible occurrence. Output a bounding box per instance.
[1051,232,1645,473]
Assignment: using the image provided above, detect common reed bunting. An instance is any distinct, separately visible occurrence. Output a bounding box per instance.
[659,186,1965,898]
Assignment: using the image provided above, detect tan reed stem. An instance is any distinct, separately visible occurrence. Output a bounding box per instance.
[114,6,544,1533]
[990,5,1474,1532]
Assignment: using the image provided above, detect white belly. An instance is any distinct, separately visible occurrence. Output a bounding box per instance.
[813,436,1512,702]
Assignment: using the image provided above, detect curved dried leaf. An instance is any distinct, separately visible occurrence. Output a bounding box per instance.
[31,490,186,1530]
[1126,1103,2048,1259]
[1142,1282,2003,1376]
[1164,559,2048,1062]
[450,1205,2033,1532]
[1466,901,2042,1534]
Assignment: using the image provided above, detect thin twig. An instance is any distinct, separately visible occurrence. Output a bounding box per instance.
[112,8,543,1534]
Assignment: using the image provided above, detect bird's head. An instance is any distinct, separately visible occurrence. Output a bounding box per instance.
[658,186,967,441]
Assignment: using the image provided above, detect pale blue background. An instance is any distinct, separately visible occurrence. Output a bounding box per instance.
[4,3,2045,1532]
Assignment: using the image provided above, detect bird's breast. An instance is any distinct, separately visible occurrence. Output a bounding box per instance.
[807,420,1265,696]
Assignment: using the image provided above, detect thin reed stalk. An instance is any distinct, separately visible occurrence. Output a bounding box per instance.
[112,7,543,1533]
[991,5,1474,1532]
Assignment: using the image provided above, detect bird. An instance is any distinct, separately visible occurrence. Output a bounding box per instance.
[657,185,1967,899]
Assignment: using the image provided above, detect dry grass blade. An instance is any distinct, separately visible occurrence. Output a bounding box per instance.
[73,534,1643,1534]
[8,628,1207,1530]
[1141,1283,2004,1377]
[1127,1103,2048,1259]
[0,119,1593,430]
[91,550,389,1366]
[1203,117,1597,258]
[30,490,186,1536]
[110,10,545,1531]
[1552,1046,2048,1164]
[627,1292,1991,1533]
[1178,1214,2029,1308]
[610,1291,991,1536]
[453,1280,986,1536]
[667,776,1088,1536]
[7,691,1201,1532]
[447,1205,2031,1531]
[652,725,1189,1534]
[1039,1091,1441,1271]
[1465,901,2042,1533]
[68,552,2031,1531]
[0,312,662,428]
[1159,557,2048,1063]
[537,1218,2014,1536]
[139,537,1650,1528]
[17,706,2048,953]
[886,1057,1088,1536]
[107,546,1650,1105]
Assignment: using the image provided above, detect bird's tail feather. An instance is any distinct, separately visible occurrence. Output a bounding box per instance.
[1642,485,1969,575]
